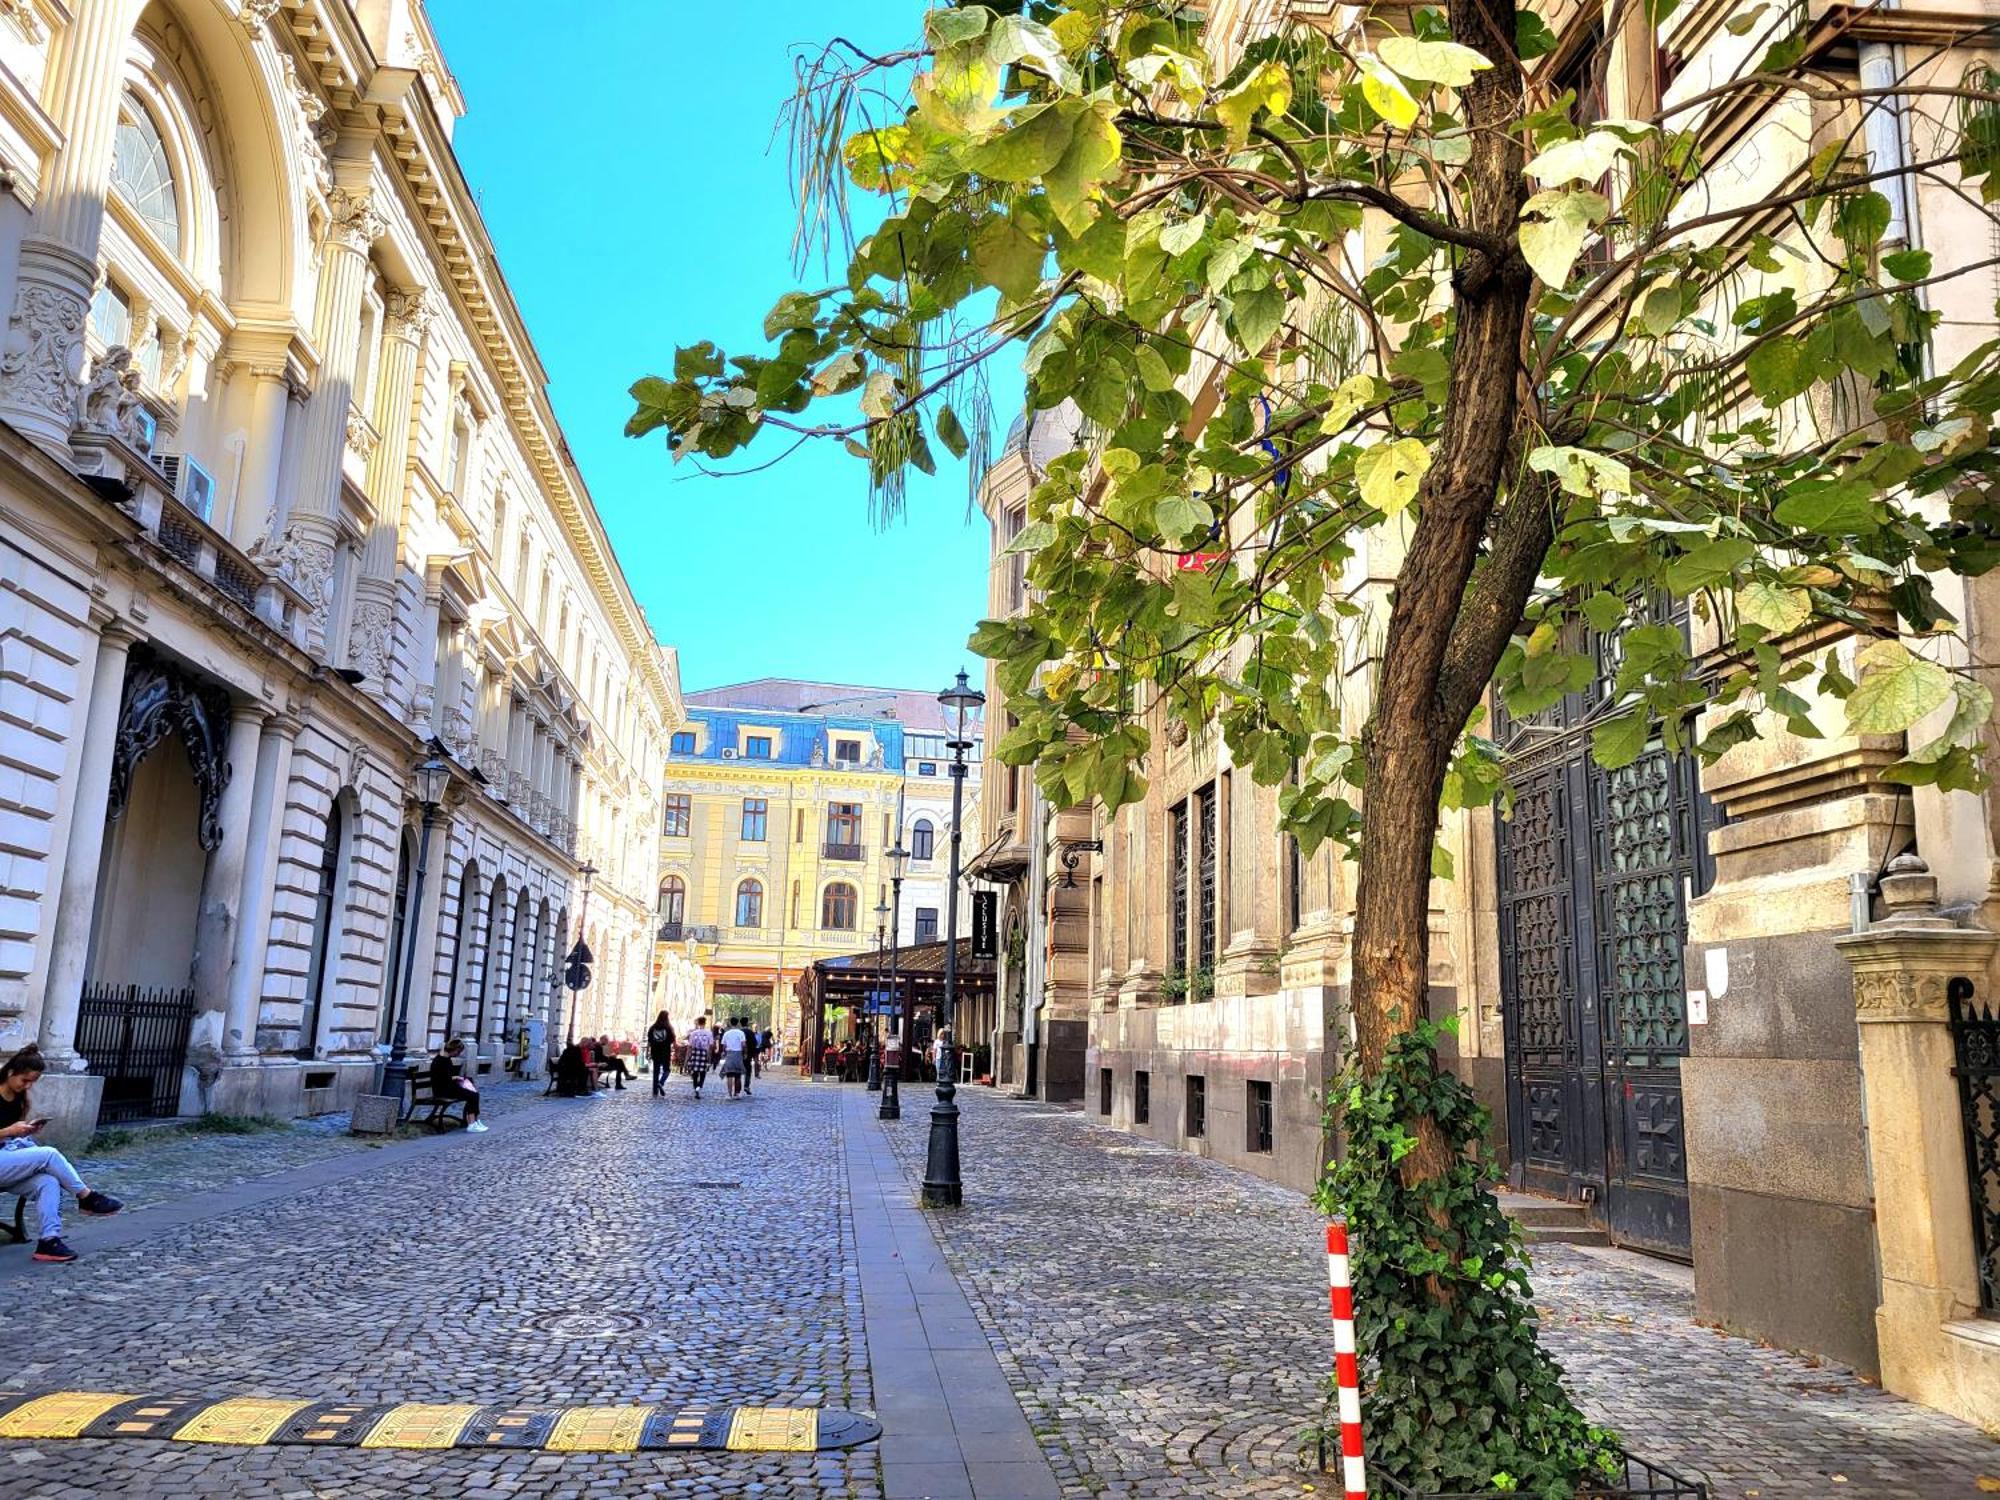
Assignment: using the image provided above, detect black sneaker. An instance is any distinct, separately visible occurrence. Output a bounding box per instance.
[33,1237,77,1263]
[77,1191,121,1217]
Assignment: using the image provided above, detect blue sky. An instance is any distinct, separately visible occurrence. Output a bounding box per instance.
[427,1,1008,695]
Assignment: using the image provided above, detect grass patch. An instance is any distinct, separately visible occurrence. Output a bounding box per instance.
[84,1127,138,1153]
[180,1113,288,1136]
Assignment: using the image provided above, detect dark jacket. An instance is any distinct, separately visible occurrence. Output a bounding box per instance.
[647,1023,676,1063]
[428,1052,462,1094]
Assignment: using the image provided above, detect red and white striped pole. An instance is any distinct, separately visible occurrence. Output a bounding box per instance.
[1327,1217,1367,1500]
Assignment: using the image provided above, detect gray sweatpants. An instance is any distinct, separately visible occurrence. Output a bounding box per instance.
[0,1144,87,1240]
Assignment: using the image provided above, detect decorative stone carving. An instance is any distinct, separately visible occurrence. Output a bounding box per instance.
[1851,969,1952,1023]
[269,520,335,608]
[275,53,333,200]
[347,596,392,683]
[108,648,235,852]
[442,704,476,759]
[385,287,436,343]
[326,187,385,253]
[1,0,46,43]
[238,0,282,31]
[345,403,380,460]
[76,346,148,447]
[0,283,88,433]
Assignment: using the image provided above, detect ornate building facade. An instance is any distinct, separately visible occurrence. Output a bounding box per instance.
[983,0,2000,1430]
[656,679,981,1053]
[0,0,679,1143]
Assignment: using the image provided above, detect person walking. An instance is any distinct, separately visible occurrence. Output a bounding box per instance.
[738,1017,755,1097]
[684,1016,714,1099]
[719,1017,749,1100]
[647,1011,677,1097]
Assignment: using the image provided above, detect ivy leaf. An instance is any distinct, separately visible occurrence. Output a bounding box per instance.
[1358,58,1421,130]
[1518,189,1608,288]
[965,102,1075,182]
[1735,579,1811,637]
[1845,639,1954,735]
[1356,438,1432,516]
[1592,710,1649,769]
[1217,58,1293,145]
[1378,36,1493,86]
[1525,130,1631,186]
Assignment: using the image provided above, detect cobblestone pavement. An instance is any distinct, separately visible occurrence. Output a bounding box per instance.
[879,1088,2000,1500]
[5,1078,876,1499]
[70,1077,556,1205]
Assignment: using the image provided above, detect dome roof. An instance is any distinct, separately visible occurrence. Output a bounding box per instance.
[1002,411,1029,457]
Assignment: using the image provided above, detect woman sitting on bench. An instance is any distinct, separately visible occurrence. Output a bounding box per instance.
[0,1045,123,1263]
[429,1039,488,1133]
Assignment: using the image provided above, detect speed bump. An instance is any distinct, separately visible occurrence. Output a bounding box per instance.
[0,1391,880,1453]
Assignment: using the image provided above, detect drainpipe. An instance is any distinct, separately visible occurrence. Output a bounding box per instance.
[1857,38,1913,252]
[1850,870,1875,934]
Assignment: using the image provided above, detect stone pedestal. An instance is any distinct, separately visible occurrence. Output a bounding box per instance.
[350,1092,399,1136]
[1835,858,2000,1429]
[206,1058,304,1121]
[30,1071,103,1154]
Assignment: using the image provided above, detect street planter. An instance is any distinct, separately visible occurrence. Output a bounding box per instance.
[1316,1450,1708,1499]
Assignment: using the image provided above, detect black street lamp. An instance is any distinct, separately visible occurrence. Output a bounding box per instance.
[923,667,984,1208]
[880,840,907,1122]
[558,860,599,1046]
[867,900,890,1091]
[382,756,450,1105]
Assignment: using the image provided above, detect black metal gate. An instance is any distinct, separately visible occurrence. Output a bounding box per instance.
[1495,627,1713,1257]
[76,982,195,1123]
[1948,981,2000,1312]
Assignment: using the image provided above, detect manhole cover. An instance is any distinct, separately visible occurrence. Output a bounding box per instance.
[530,1310,648,1338]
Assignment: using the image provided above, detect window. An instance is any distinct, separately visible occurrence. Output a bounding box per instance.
[1099,1067,1113,1116]
[914,907,939,943]
[663,794,690,838]
[910,819,935,861]
[822,882,858,930]
[112,98,180,254]
[670,731,695,754]
[746,734,773,759]
[1248,1081,1273,1153]
[1187,1075,1207,1138]
[1169,801,1190,975]
[834,738,861,764]
[89,279,132,351]
[659,875,686,927]
[1197,781,1218,973]
[794,807,805,844]
[1135,1070,1151,1125]
[741,798,768,842]
[736,878,764,928]
[1005,504,1027,609]
[379,831,413,1044]
[825,802,862,856]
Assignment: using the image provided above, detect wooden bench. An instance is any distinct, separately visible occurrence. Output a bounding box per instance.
[403,1072,471,1130]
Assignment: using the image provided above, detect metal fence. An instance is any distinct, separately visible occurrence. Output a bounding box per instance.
[1949,981,2000,1314]
[76,982,195,1123]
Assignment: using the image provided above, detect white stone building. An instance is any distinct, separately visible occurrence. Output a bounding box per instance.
[0,0,679,1146]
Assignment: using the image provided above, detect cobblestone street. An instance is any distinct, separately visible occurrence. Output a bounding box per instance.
[2,1079,1996,1498]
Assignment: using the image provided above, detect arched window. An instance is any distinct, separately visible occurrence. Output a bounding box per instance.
[111,96,180,254]
[735,878,763,928]
[299,799,345,1058]
[660,875,686,926]
[910,818,935,862]
[822,882,857,930]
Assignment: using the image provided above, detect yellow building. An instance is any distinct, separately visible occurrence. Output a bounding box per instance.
[655,680,981,1050]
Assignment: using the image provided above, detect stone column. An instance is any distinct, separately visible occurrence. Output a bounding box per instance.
[222,713,300,1063]
[271,187,382,649]
[0,0,148,452]
[412,572,444,731]
[1835,856,2000,1427]
[38,621,139,1067]
[190,704,267,1028]
[229,360,294,554]
[346,288,431,684]
[487,895,516,1055]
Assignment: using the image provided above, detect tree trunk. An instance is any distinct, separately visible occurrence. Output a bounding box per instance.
[1349,0,1533,1193]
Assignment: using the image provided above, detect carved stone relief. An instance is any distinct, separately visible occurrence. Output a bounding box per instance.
[107,648,235,852]
[0,282,89,432]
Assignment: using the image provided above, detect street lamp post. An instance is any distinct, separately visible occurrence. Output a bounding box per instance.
[382,756,450,1105]
[558,861,599,1045]
[923,668,984,1208]
[868,901,890,1091]
[880,840,907,1121]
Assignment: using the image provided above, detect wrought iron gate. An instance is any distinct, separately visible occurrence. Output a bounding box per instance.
[76,982,195,1123]
[1495,631,1713,1257]
[1948,981,2000,1311]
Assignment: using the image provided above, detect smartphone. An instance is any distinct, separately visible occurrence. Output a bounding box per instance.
[25,1118,47,1132]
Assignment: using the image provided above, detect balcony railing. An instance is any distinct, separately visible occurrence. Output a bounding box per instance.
[823,842,864,861]
[657,921,684,943]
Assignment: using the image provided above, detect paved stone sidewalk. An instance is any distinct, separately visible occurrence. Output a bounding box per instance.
[877,1087,2000,1500]
[5,1079,877,1498]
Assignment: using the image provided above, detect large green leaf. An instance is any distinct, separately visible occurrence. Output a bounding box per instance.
[965,103,1075,182]
[1356,438,1432,516]
[1045,102,1122,235]
[1845,639,1954,735]
[1525,130,1631,186]
[1378,36,1492,86]
[1358,58,1420,129]
[1592,710,1649,769]
[1735,580,1811,637]
[1517,189,1608,288]
[1217,58,1293,145]
[972,213,1046,301]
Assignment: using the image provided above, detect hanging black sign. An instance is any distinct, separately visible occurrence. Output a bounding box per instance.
[971,891,998,959]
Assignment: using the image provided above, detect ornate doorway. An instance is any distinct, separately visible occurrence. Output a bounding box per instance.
[1494,637,1714,1257]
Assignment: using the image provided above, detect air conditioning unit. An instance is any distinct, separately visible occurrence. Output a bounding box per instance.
[157,453,217,522]
[720,747,739,760]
